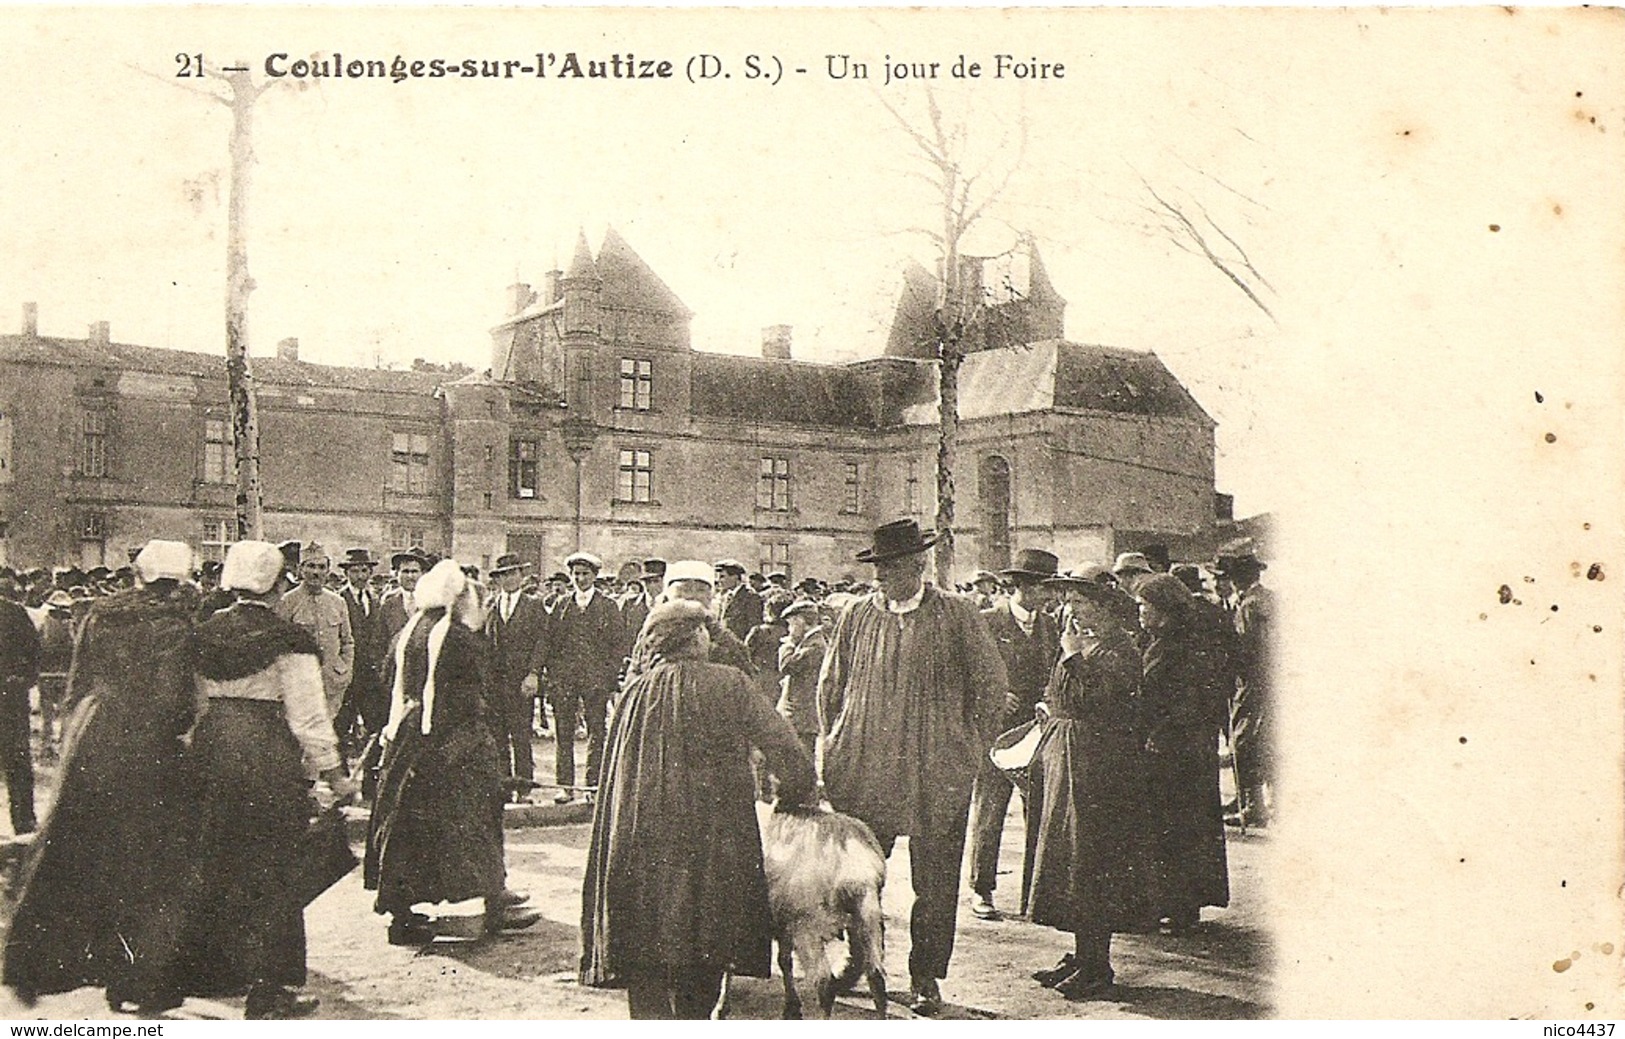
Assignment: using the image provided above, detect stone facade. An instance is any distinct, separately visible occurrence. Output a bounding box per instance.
[0,231,1220,582]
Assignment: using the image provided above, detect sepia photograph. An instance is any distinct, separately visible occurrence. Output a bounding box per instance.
[0,4,1619,1024]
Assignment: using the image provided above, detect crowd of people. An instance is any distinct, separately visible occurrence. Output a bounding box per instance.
[0,516,1273,1020]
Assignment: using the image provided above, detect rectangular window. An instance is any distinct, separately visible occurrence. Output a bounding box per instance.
[202,417,232,484]
[905,459,920,516]
[618,358,652,411]
[80,511,106,540]
[200,516,232,562]
[842,461,861,515]
[758,456,791,512]
[510,438,539,499]
[761,541,791,582]
[482,491,494,510]
[80,409,108,478]
[390,431,432,494]
[389,525,427,553]
[616,448,652,503]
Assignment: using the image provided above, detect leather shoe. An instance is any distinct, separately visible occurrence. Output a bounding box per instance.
[553,789,575,805]
[1054,970,1115,1002]
[387,912,436,946]
[970,893,1002,920]
[494,888,530,908]
[908,977,944,1016]
[487,904,543,934]
[245,987,320,1020]
[1031,954,1077,988]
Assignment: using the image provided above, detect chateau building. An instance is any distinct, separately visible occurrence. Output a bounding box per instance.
[0,231,1220,580]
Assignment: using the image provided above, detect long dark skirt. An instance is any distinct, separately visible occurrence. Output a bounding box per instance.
[2,696,196,1003]
[167,699,311,997]
[365,709,507,913]
[1144,729,1230,914]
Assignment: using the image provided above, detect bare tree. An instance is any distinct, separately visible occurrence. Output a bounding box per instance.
[877,86,1027,588]
[135,61,311,539]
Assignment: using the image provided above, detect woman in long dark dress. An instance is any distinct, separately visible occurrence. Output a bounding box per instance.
[580,600,816,1019]
[1025,567,1149,1001]
[1135,573,1230,933]
[2,541,199,1012]
[170,540,358,1020]
[365,560,536,945]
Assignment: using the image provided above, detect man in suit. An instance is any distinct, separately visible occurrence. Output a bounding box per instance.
[968,548,1062,921]
[617,559,663,647]
[276,542,354,721]
[335,548,389,757]
[484,553,550,802]
[714,559,763,643]
[542,552,624,804]
[378,549,428,648]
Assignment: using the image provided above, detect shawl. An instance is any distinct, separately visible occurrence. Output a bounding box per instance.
[193,601,319,682]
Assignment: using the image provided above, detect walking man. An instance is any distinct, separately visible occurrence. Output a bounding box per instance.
[968,548,1061,920]
[0,582,39,834]
[817,519,1009,1014]
[714,559,762,643]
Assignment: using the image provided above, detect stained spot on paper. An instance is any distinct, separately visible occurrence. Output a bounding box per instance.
[1555,958,1572,972]
[1524,576,1536,583]
[1594,626,1603,634]
[1552,204,1563,217]
[1536,390,1545,402]
[1458,737,1467,744]
[1603,943,1615,955]
[1587,563,1604,581]
[1498,585,1514,604]
[1550,604,1560,612]
[1584,522,1592,530]
[1545,432,1557,443]
[1478,613,1488,621]
[1489,224,1501,232]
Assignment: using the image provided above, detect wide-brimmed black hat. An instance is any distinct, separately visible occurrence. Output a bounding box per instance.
[855,519,939,564]
[390,548,430,571]
[1000,548,1060,582]
[489,553,532,576]
[1045,564,1118,600]
[340,547,377,569]
[1212,552,1267,578]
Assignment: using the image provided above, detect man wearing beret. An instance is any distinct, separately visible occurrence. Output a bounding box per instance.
[816,519,1009,1015]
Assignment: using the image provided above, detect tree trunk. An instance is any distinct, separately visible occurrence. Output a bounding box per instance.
[934,343,960,588]
[224,72,263,539]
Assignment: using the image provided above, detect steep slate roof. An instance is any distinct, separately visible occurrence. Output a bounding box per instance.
[690,353,880,429]
[0,335,445,395]
[596,227,691,318]
[896,340,1213,426]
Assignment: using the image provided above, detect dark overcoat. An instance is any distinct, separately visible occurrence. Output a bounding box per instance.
[580,658,814,985]
[1026,628,1153,933]
[2,585,197,1004]
[1141,622,1231,913]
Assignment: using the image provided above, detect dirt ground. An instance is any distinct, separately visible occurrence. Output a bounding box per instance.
[1,733,1271,1021]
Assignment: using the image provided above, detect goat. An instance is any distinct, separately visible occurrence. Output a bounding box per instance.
[758,803,889,1019]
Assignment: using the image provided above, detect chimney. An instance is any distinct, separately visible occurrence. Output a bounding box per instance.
[506,282,535,317]
[761,324,792,360]
[277,337,300,362]
[21,303,37,337]
[88,321,110,347]
[542,269,563,304]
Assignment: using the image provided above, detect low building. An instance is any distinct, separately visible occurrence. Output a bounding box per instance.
[0,232,1221,581]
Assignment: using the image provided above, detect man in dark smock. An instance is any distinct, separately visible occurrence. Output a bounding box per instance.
[580,601,814,1019]
[1136,573,1230,931]
[366,560,532,944]
[2,541,198,1011]
[816,520,1008,1014]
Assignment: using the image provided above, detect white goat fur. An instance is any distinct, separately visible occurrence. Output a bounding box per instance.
[758,804,888,1019]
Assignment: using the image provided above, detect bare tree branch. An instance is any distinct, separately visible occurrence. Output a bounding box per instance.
[1142,178,1276,324]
